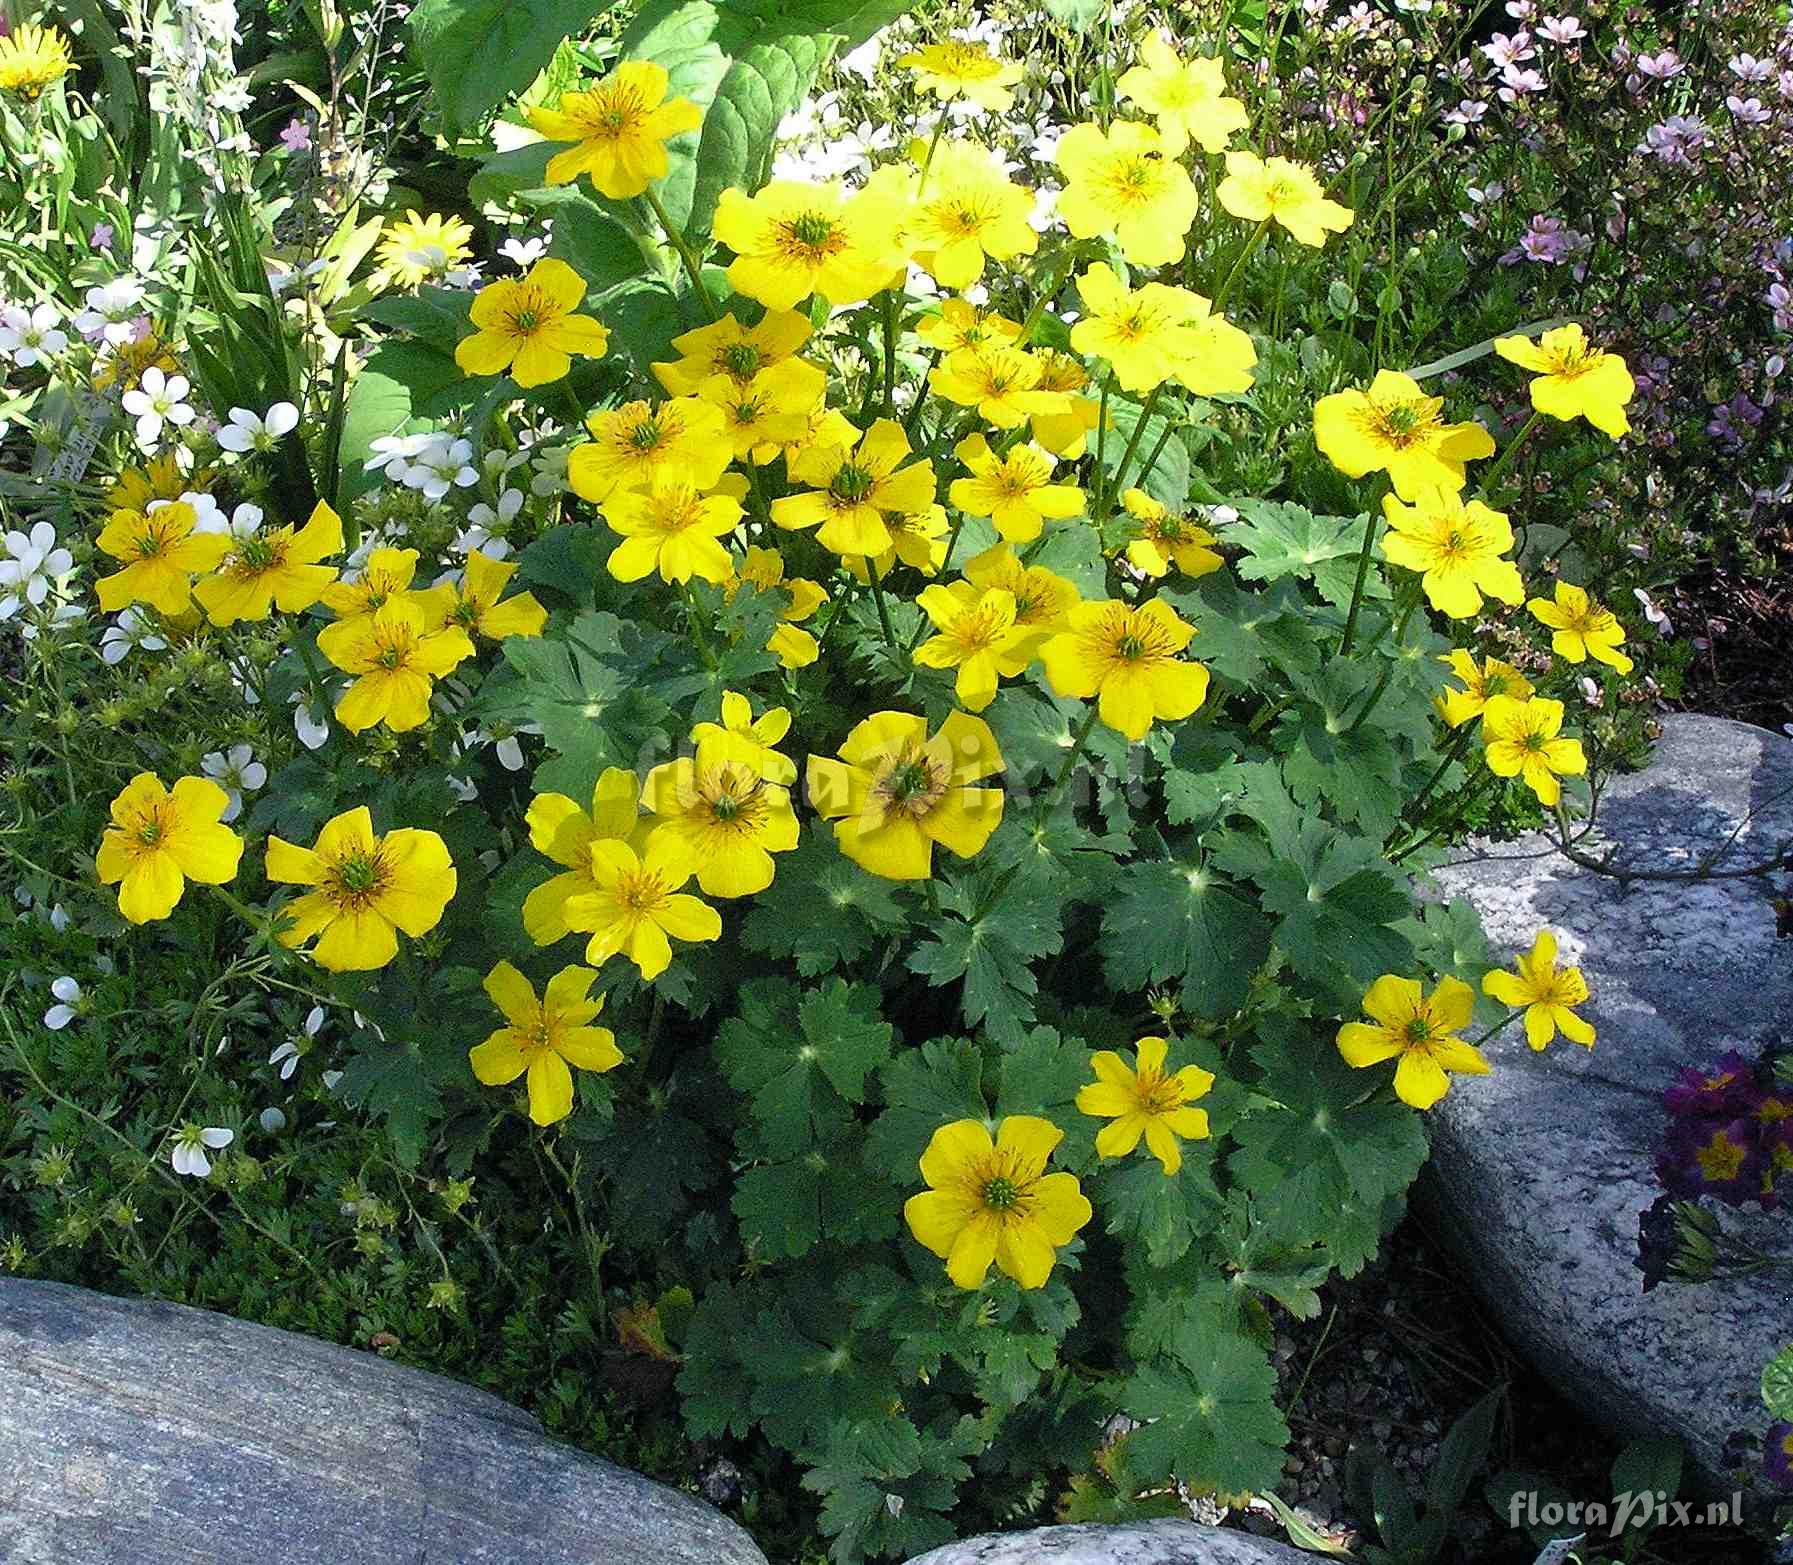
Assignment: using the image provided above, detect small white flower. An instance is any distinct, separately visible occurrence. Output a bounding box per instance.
[364,432,435,484]
[0,521,74,620]
[290,691,331,750]
[200,743,268,822]
[0,302,69,366]
[73,278,147,345]
[121,366,196,451]
[44,976,82,1030]
[1578,675,1603,708]
[403,436,479,503]
[47,902,69,932]
[1633,587,1672,636]
[456,487,524,558]
[498,233,550,268]
[170,1123,234,1178]
[100,606,170,664]
[215,402,300,455]
[1536,15,1585,43]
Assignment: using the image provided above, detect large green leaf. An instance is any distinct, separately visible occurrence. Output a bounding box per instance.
[687,33,830,235]
[409,0,613,135]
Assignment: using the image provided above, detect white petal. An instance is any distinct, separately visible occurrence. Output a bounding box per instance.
[44,1005,75,1029]
[52,976,80,1001]
[200,1126,234,1148]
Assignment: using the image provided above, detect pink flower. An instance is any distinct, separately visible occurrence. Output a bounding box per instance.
[1538,15,1585,43]
[279,118,311,152]
[1505,0,1534,16]
[1481,30,1535,69]
[1727,95,1772,125]
[1639,115,1709,166]
[1729,53,1773,83]
[1445,99,1490,126]
[1634,49,1684,80]
[1498,63,1547,100]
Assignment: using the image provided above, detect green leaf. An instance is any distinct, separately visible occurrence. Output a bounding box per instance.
[1097,397,1190,510]
[547,198,662,295]
[1099,859,1271,1019]
[1765,1346,1793,1421]
[866,1037,987,1183]
[1228,499,1387,610]
[1041,0,1107,27]
[741,822,909,977]
[408,0,612,136]
[715,977,895,1151]
[1426,1388,1504,1527]
[356,285,469,350]
[1124,1305,1290,1495]
[908,865,1064,1045]
[1164,575,1322,688]
[1097,1152,1224,1268]
[1608,1436,1683,1525]
[687,34,829,238]
[993,1026,1092,1128]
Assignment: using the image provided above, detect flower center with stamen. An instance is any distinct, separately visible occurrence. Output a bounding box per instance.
[983,1175,1020,1210]
[721,342,761,378]
[1404,1016,1432,1044]
[629,419,665,452]
[782,211,846,259]
[831,463,876,503]
[334,849,385,903]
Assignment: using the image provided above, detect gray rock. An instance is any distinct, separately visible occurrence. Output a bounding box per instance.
[1422,713,1793,1496]
[903,1521,1316,1565]
[0,1277,767,1565]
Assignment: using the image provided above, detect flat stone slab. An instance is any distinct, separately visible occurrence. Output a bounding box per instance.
[1423,714,1793,1495]
[0,1277,768,1565]
[905,1521,1315,1565]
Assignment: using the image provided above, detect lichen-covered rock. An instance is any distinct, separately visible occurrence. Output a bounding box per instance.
[0,1277,768,1565]
[903,1520,1316,1565]
[1423,714,1793,1495]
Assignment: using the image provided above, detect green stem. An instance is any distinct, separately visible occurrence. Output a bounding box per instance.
[641,186,719,323]
[679,583,718,669]
[1397,725,1475,828]
[881,291,899,418]
[1036,705,1100,826]
[1476,409,1544,497]
[1104,382,1163,516]
[1342,583,1423,733]
[1211,217,1269,312]
[1336,505,1383,658]
[865,555,898,650]
[1089,370,1114,515]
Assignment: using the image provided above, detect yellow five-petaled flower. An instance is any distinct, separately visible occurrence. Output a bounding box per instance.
[471,962,624,1126]
[527,61,703,199]
[1040,598,1211,742]
[1482,930,1595,1051]
[1494,323,1634,440]
[1480,695,1587,806]
[97,774,244,924]
[455,259,610,389]
[1527,581,1633,674]
[903,1116,1092,1290]
[1077,1036,1215,1176]
[1337,975,1491,1110]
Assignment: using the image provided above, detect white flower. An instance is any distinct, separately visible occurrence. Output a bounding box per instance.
[1729,53,1773,83]
[100,607,169,663]
[73,278,147,345]
[403,436,478,503]
[1633,587,1672,636]
[1727,95,1772,126]
[1578,676,1602,708]
[364,431,435,483]
[838,32,882,84]
[456,486,524,558]
[0,522,74,620]
[170,1124,234,1177]
[215,402,299,454]
[121,366,196,451]
[498,233,550,268]
[159,489,228,534]
[200,743,267,822]
[19,602,85,644]
[1536,15,1585,43]
[0,303,69,366]
[44,977,82,1030]
[270,1004,325,1080]
[290,691,331,750]
[529,444,571,497]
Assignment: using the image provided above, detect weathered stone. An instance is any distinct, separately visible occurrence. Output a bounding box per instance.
[1422,714,1793,1496]
[0,1277,768,1565]
[903,1520,1317,1565]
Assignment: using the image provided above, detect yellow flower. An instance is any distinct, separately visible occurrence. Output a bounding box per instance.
[1337,975,1490,1110]
[773,418,936,557]
[700,358,822,463]
[321,599,475,733]
[318,546,421,627]
[1077,1036,1214,1176]
[92,331,180,395]
[877,144,1039,289]
[652,308,814,396]
[375,211,474,289]
[523,769,647,945]
[106,454,195,513]
[928,345,1069,430]
[96,774,243,925]
[895,39,1025,114]
[1482,930,1595,1051]
[471,962,623,1126]
[1526,581,1633,673]
[807,710,1005,881]
[527,62,703,198]
[1494,323,1634,439]
[601,476,742,586]
[726,547,828,668]
[1027,351,1103,458]
[1121,489,1223,580]
[713,179,909,311]
[1312,370,1495,499]
[1480,695,1586,806]
[1379,487,1524,619]
[1054,120,1199,267]
[0,22,74,100]
[1070,263,1238,396]
[415,549,546,641]
[692,690,799,784]
[266,807,457,972]
[194,501,342,626]
[1437,650,1535,728]
[913,583,1043,711]
[843,502,951,583]
[963,542,1080,635]
[455,259,610,388]
[95,503,231,616]
[903,1117,1092,1289]
[949,434,1085,543]
[1115,35,1247,156]
[568,396,732,502]
[1040,598,1210,742]
[781,402,863,470]
[643,730,800,898]
[562,836,722,980]
[916,299,1023,356]
[1217,151,1354,247]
